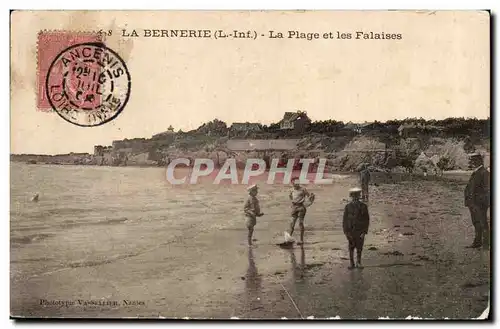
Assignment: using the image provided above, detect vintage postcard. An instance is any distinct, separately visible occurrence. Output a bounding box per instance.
[10,10,490,319]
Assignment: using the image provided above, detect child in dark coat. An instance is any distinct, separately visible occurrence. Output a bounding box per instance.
[343,187,370,269]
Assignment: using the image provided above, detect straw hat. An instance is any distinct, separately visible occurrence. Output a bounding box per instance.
[349,187,362,196]
[247,184,258,192]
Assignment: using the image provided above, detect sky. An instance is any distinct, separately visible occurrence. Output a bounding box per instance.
[10,11,490,155]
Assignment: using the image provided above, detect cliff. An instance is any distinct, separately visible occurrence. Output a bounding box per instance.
[294,134,490,172]
[11,117,490,172]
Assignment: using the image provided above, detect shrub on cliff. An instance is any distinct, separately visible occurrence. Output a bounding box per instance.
[336,137,386,171]
[195,119,228,136]
[436,156,451,173]
[310,120,345,133]
[426,139,468,170]
[415,152,439,175]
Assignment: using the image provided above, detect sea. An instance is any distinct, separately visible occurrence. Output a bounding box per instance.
[10,162,352,276]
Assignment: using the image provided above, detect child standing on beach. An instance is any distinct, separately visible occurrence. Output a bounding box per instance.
[244,184,264,246]
[288,177,315,245]
[343,187,370,269]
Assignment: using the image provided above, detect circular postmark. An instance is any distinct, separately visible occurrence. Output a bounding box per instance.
[45,42,131,127]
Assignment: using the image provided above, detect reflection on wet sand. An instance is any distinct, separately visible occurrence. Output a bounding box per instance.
[345,268,369,311]
[289,245,306,281]
[280,245,307,319]
[243,247,263,315]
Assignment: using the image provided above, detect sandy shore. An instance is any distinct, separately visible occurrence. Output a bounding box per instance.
[10,171,490,319]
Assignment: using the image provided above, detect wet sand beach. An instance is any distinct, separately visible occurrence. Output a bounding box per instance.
[10,163,490,319]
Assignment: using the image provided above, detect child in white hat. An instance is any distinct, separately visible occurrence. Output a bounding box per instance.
[244,184,264,245]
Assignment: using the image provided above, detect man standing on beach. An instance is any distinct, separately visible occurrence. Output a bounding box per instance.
[343,187,370,269]
[244,184,264,246]
[464,153,490,249]
[360,164,371,202]
[288,177,315,245]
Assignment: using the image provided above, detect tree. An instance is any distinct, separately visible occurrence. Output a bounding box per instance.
[436,156,451,176]
[196,119,228,136]
[400,155,417,174]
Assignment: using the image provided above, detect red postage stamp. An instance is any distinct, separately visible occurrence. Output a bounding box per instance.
[37,31,102,111]
[37,30,131,127]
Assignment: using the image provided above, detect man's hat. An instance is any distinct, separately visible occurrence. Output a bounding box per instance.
[349,187,362,195]
[247,184,258,192]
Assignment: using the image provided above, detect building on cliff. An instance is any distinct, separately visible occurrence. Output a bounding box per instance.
[230,122,262,132]
[227,139,300,151]
[342,122,376,134]
[152,125,176,139]
[398,123,443,138]
[94,145,113,156]
[279,111,311,133]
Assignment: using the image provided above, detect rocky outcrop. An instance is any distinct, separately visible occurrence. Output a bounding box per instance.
[11,123,490,172]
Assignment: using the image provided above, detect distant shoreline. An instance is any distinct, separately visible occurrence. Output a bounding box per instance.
[10,160,159,169]
[10,160,476,184]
